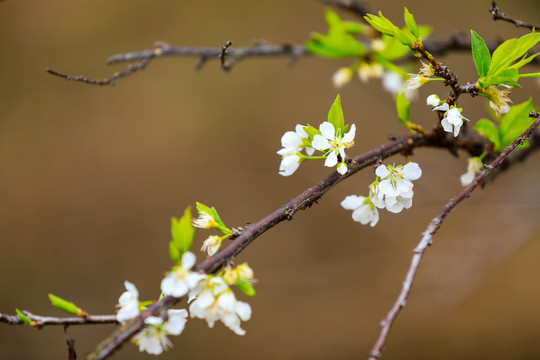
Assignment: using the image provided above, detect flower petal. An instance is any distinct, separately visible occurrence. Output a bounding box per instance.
[340,195,365,210]
[319,122,335,140]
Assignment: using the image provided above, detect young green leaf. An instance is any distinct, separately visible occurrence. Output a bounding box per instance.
[471,30,491,77]
[306,9,366,58]
[499,98,534,150]
[48,294,86,316]
[169,240,180,264]
[473,119,501,151]
[15,308,35,326]
[395,92,411,128]
[171,207,195,254]
[404,8,420,38]
[237,279,256,296]
[327,94,345,132]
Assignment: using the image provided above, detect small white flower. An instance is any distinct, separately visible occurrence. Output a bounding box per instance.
[277,125,314,176]
[192,211,218,229]
[277,151,302,177]
[460,157,483,186]
[311,122,355,172]
[426,94,440,107]
[161,252,207,297]
[189,276,251,336]
[201,235,222,256]
[116,281,140,323]
[429,99,468,137]
[484,85,512,117]
[371,39,386,52]
[132,309,188,355]
[358,62,384,83]
[441,107,466,137]
[341,195,379,226]
[332,67,353,88]
[405,74,427,90]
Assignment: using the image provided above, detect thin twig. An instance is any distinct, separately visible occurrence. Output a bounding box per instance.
[490,1,540,30]
[47,42,309,85]
[220,41,234,71]
[0,311,117,327]
[367,114,540,360]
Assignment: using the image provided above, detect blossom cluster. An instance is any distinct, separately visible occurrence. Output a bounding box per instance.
[342,162,422,226]
[277,96,356,176]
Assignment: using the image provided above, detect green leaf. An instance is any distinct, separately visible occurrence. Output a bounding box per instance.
[342,21,368,35]
[395,92,410,128]
[171,207,195,254]
[306,9,366,58]
[474,119,501,151]
[499,98,534,150]
[237,279,256,296]
[378,35,410,61]
[327,94,345,132]
[404,8,420,38]
[48,294,86,316]
[15,309,34,326]
[471,30,491,77]
[169,241,180,264]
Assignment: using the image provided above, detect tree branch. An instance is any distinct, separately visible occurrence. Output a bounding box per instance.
[367,114,540,360]
[0,311,117,327]
[489,1,540,30]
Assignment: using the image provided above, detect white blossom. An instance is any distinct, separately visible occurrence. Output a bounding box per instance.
[441,108,466,137]
[277,125,314,176]
[426,94,440,107]
[382,71,418,101]
[311,122,355,174]
[189,276,251,336]
[133,309,188,355]
[460,157,483,186]
[341,195,379,226]
[116,281,140,323]
[430,100,468,137]
[372,162,422,213]
[161,252,207,297]
[332,67,353,88]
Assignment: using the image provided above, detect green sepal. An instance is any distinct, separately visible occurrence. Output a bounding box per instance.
[403,7,420,38]
[15,308,35,326]
[48,294,86,316]
[237,279,256,297]
[171,207,195,254]
[304,125,321,139]
[471,30,491,77]
[328,94,345,132]
[395,92,411,129]
[169,241,181,264]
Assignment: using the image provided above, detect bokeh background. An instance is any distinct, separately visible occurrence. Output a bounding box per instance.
[1,0,540,359]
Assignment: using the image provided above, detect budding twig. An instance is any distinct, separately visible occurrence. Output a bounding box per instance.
[367,114,540,360]
[490,1,540,30]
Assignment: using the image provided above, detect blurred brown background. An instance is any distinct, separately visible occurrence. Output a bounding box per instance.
[1,0,540,359]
